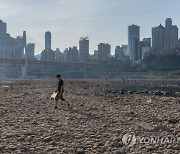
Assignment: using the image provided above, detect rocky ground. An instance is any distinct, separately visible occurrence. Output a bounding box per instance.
[0,80,179,154]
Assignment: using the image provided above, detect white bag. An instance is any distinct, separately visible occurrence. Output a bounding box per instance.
[51,92,58,100]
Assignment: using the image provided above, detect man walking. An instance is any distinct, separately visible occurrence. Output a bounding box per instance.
[54,74,70,109]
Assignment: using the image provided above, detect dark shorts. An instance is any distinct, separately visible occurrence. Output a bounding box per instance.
[55,92,65,101]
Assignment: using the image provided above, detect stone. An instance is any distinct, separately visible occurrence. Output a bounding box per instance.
[18,136,25,141]
[154,90,163,96]
[27,136,33,142]
[36,111,40,114]
[0,145,4,151]
[168,118,179,124]
[43,136,52,142]
[146,145,156,152]
[112,141,121,148]
[138,121,154,131]
[114,150,127,154]
[154,125,171,132]
[172,145,180,150]
[76,149,86,154]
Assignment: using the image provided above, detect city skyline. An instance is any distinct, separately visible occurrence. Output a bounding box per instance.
[0,0,180,54]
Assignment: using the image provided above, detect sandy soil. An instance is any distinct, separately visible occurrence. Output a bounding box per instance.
[0,80,179,154]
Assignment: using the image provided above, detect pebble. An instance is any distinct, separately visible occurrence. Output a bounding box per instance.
[76,149,86,154]
[27,136,33,142]
[112,141,121,148]
[146,145,156,152]
[154,125,171,132]
[43,136,52,142]
[114,150,127,154]
[168,118,179,124]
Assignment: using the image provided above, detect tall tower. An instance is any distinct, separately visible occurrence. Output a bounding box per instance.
[41,31,55,61]
[0,20,7,38]
[128,24,140,61]
[45,31,51,51]
[152,24,165,50]
[152,18,178,55]
[79,37,89,62]
[23,31,27,50]
[21,31,27,58]
[22,31,28,79]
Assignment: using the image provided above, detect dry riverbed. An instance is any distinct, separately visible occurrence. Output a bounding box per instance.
[0,80,179,154]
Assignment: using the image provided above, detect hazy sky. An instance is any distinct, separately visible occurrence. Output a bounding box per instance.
[0,0,179,54]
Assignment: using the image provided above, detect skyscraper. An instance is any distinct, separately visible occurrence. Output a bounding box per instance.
[98,43,111,61]
[64,47,79,62]
[152,24,164,50]
[55,48,65,62]
[0,34,14,59]
[26,43,35,60]
[79,37,89,62]
[115,46,125,61]
[0,20,7,38]
[164,18,178,49]
[122,45,128,56]
[152,18,178,54]
[115,46,121,59]
[45,31,51,51]
[138,38,151,59]
[41,31,55,61]
[142,38,151,47]
[128,24,140,61]
[14,36,24,59]
[169,25,178,49]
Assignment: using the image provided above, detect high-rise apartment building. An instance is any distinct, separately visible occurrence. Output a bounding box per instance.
[41,31,55,61]
[79,37,89,62]
[14,36,24,59]
[45,31,51,51]
[0,34,14,59]
[152,24,164,50]
[55,48,65,62]
[128,24,140,61]
[164,18,178,49]
[138,38,151,59]
[98,43,111,61]
[122,45,128,56]
[26,43,35,60]
[115,46,125,61]
[64,47,79,62]
[152,18,178,54]
[0,20,7,38]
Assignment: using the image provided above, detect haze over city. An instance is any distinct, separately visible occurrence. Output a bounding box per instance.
[1,0,180,54]
[0,1,180,154]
